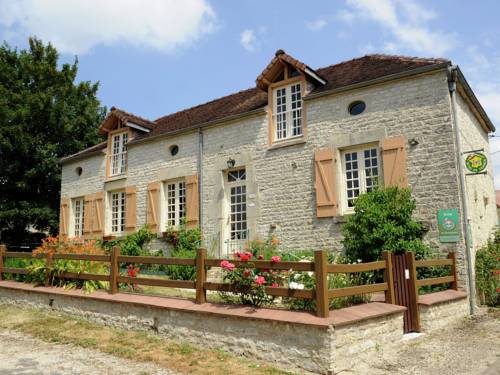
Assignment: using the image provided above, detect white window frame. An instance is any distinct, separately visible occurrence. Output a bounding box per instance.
[272,82,303,142]
[110,190,126,234]
[340,144,381,213]
[110,131,128,176]
[72,197,84,237]
[223,168,248,256]
[162,179,186,229]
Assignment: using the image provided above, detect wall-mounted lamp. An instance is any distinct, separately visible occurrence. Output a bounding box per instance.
[227,158,235,169]
[409,138,419,146]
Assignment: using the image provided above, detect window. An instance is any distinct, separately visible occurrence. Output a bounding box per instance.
[228,169,247,242]
[348,101,366,116]
[273,82,302,141]
[110,132,128,176]
[165,180,186,227]
[169,145,179,156]
[73,198,84,237]
[342,146,380,210]
[111,191,126,233]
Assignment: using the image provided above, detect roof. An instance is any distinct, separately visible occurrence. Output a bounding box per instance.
[60,141,107,163]
[62,53,464,163]
[98,107,156,135]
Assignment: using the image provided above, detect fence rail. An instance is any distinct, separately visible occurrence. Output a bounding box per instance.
[414,252,458,291]
[0,244,459,317]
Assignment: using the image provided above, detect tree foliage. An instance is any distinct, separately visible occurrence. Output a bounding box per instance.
[342,187,430,262]
[0,38,105,243]
[475,231,500,307]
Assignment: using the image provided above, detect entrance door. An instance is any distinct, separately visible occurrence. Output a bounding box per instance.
[392,253,420,332]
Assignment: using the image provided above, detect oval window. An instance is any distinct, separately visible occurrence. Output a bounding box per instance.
[348,101,366,116]
[75,166,83,176]
[169,145,179,156]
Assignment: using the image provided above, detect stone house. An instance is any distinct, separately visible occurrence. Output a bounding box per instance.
[59,50,497,288]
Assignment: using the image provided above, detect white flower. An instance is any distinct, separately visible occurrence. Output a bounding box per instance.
[357,259,362,263]
[289,281,305,290]
[294,274,301,280]
[307,271,314,277]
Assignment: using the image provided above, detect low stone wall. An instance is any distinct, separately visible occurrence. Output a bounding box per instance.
[418,291,469,332]
[0,283,407,374]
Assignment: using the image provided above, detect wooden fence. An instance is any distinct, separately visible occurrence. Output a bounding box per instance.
[0,244,458,318]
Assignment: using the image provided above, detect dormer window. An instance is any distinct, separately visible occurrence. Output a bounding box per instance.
[109,131,128,176]
[273,82,303,141]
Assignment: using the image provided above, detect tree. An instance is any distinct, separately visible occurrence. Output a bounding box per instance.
[0,37,105,243]
[341,187,430,262]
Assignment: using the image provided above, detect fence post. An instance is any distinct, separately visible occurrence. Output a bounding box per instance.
[195,247,207,304]
[0,244,6,281]
[406,252,421,332]
[314,250,329,318]
[382,251,395,304]
[448,252,458,290]
[109,246,120,294]
[45,250,53,287]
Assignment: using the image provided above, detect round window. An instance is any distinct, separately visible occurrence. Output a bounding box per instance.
[169,145,179,156]
[348,101,366,116]
[75,166,83,176]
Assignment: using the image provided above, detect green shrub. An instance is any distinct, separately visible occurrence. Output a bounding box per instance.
[101,226,155,256]
[163,223,201,281]
[342,187,430,262]
[476,232,500,307]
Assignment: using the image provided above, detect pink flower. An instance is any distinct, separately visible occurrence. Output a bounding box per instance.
[258,255,264,260]
[255,276,265,285]
[271,255,281,263]
[220,260,235,271]
[271,283,279,288]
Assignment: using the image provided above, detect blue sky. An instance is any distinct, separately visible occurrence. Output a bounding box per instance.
[1,0,499,185]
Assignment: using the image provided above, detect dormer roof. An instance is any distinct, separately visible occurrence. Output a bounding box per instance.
[97,107,156,135]
[255,49,327,91]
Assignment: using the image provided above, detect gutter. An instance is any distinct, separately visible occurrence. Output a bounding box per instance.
[197,128,204,233]
[448,65,476,315]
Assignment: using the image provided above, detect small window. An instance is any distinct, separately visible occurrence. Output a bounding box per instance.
[73,198,84,237]
[169,145,179,156]
[111,191,126,233]
[164,180,186,227]
[348,101,366,116]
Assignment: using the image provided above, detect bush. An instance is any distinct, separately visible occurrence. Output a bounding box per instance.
[163,223,201,280]
[342,187,430,262]
[476,232,500,307]
[101,226,155,256]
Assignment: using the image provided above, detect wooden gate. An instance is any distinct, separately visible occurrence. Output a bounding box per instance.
[392,252,420,332]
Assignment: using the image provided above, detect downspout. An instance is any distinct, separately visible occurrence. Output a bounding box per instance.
[197,128,204,237]
[448,65,476,315]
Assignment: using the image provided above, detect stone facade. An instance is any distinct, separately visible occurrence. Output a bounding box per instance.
[419,298,469,332]
[61,66,496,288]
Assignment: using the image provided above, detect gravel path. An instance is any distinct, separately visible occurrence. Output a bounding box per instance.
[0,330,177,375]
[351,309,500,375]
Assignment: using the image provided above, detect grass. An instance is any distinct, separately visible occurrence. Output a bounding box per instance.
[0,304,296,375]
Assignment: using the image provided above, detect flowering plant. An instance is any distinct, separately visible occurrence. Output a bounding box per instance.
[218,251,285,307]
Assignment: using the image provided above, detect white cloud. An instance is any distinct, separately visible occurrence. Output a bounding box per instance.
[0,0,216,55]
[240,28,265,52]
[341,0,456,56]
[306,18,327,32]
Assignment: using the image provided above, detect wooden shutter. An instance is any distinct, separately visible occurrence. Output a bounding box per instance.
[146,182,161,233]
[59,198,70,237]
[83,194,94,239]
[92,192,105,236]
[314,149,338,217]
[381,136,408,188]
[185,174,199,229]
[125,186,137,232]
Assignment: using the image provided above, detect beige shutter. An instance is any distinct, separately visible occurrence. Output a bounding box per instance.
[185,174,199,229]
[314,149,338,217]
[125,186,137,232]
[381,136,408,188]
[92,192,105,237]
[59,198,70,237]
[146,182,161,233]
[83,194,94,239]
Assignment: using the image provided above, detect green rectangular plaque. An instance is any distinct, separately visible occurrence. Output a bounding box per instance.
[437,209,460,243]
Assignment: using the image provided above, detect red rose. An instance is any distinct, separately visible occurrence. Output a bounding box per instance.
[240,254,250,262]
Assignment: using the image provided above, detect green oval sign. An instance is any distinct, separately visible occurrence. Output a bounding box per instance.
[465,152,487,173]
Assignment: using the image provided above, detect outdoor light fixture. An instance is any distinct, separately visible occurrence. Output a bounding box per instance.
[409,138,419,146]
[227,158,235,169]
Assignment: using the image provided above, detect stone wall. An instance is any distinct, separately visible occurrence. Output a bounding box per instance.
[419,298,469,332]
[0,286,408,374]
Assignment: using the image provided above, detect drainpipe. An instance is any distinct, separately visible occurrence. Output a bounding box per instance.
[448,65,476,315]
[197,128,204,235]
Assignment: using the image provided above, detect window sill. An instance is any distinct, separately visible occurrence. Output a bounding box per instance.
[105,174,127,183]
[268,137,306,150]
